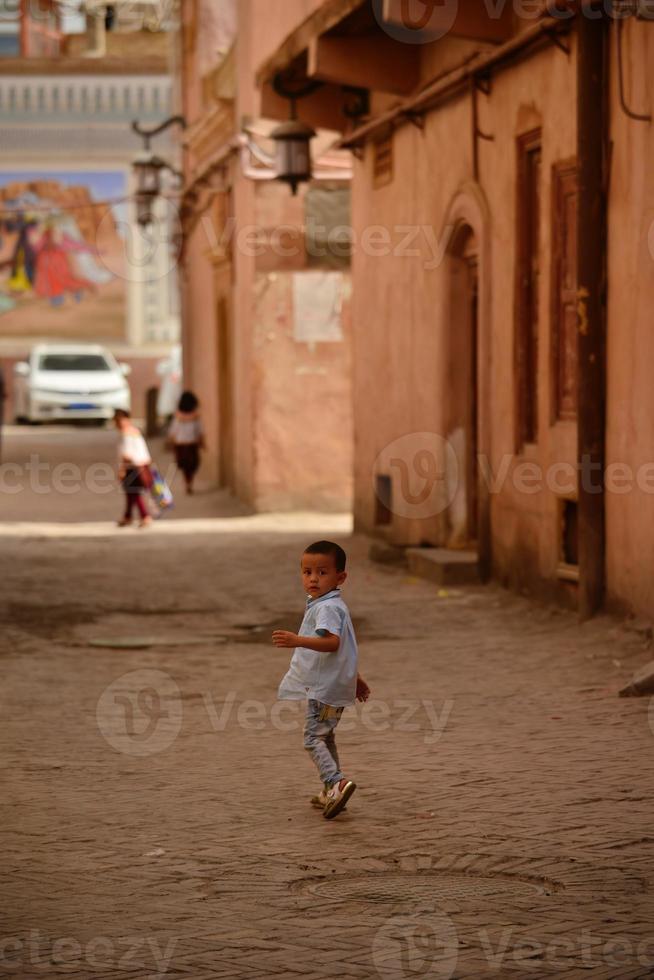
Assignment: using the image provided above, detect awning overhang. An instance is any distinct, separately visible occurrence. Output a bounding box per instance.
[255,0,367,89]
[255,0,514,131]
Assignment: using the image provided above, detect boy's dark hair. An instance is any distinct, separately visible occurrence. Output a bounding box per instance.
[114,408,131,420]
[178,390,199,413]
[304,540,347,572]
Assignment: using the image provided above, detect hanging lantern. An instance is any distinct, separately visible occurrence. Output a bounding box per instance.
[270,118,316,195]
[132,151,166,227]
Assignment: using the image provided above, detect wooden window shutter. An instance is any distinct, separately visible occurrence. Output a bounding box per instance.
[551,159,579,422]
[515,128,542,449]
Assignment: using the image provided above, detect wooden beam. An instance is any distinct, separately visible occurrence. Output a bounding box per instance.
[260,80,349,132]
[256,0,366,87]
[308,34,420,95]
[382,0,512,44]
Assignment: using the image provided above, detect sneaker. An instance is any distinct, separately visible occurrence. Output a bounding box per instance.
[323,778,356,820]
[139,516,153,528]
[310,789,329,809]
[117,518,132,527]
[311,788,347,811]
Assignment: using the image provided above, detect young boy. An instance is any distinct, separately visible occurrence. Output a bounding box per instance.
[273,540,370,820]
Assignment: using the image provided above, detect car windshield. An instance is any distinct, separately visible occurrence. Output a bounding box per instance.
[39,354,112,372]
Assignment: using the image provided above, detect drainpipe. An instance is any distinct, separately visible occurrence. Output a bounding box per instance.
[576,4,608,619]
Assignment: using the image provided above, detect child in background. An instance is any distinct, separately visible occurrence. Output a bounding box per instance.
[114,409,152,528]
[167,390,205,495]
[273,540,370,820]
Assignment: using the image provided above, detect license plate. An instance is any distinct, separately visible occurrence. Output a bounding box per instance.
[66,403,97,410]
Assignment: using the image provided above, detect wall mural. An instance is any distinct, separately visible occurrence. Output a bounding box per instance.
[0,171,128,340]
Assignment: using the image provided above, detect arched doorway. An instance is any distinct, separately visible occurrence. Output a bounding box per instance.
[440,182,492,579]
[445,222,480,549]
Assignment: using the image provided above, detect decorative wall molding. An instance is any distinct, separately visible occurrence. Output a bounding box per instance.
[0,75,173,122]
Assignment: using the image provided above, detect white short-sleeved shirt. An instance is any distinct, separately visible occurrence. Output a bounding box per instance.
[118,429,151,466]
[277,589,358,707]
[168,414,203,445]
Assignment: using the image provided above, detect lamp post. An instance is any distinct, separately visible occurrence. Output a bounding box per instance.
[131,115,186,227]
[270,118,316,195]
[270,74,322,195]
[132,151,168,227]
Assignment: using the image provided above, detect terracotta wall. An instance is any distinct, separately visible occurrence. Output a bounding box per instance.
[181,221,221,483]
[251,268,353,511]
[478,42,577,597]
[180,0,353,510]
[237,0,325,118]
[605,19,654,617]
[246,179,352,512]
[352,37,577,600]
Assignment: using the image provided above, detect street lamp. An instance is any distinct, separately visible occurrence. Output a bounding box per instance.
[132,151,168,227]
[270,118,316,195]
[131,115,186,227]
[271,73,322,195]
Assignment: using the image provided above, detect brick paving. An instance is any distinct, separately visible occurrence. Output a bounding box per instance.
[2,434,654,979]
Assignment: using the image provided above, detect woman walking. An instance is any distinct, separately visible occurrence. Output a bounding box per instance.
[114,409,153,527]
[167,391,205,495]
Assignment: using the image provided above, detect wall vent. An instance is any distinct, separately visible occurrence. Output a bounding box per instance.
[373,133,394,188]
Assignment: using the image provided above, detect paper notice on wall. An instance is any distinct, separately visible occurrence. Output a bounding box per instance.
[292,271,344,343]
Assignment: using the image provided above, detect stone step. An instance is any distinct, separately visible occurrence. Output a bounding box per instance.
[406,547,481,586]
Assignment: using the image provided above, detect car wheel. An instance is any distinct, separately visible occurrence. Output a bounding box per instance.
[14,415,27,425]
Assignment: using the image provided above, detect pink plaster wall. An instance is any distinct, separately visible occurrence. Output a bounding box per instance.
[237,0,325,118]
[180,0,353,511]
[352,38,577,600]
[251,269,353,511]
[181,223,220,485]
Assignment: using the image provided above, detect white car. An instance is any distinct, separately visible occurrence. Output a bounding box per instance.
[13,344,131,425]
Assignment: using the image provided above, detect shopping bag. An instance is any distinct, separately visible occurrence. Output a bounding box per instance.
[149,465,174,511]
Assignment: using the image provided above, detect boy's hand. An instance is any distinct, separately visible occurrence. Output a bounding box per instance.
[272,630,300,648]
[356,675,371,702]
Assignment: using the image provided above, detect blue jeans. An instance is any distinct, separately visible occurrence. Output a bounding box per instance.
[304,699,344,787]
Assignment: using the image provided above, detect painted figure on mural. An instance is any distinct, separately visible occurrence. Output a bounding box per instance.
[33,222,94,306]
[6,212,38,293]
[0,174,125,320]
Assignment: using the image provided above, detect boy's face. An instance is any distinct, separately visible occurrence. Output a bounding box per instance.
[301,552,346,599]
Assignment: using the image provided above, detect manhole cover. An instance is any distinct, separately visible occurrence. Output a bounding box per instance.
[299,871,554,904]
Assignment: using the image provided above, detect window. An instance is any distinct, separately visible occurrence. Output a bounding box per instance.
[373,132,393,188]
[551,159,578,421]
[0,34,19,57]
[39,354,111,372]
[0,7,19,57]
[515,129,542,449]
[305,184,351,269]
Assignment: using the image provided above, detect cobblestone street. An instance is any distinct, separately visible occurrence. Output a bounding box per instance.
[2,431,654,979]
